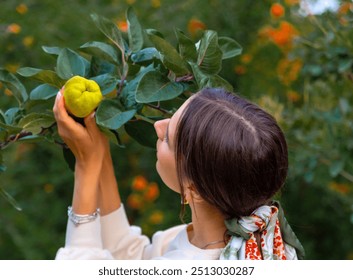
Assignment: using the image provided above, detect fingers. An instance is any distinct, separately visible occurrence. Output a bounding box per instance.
[53,88,68,121]
[84,112,104,139]
[53,89,83,138]
[84,112,97,134]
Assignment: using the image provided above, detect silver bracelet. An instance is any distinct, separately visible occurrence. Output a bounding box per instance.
[67,206,100,225]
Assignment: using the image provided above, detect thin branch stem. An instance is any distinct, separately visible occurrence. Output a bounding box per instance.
[134,114,156,124]
[0,123,57,150]
[320,158,353,183]
[146,103,173,117]
[0,131,33,149]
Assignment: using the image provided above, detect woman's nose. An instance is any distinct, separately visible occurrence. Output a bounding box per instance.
[154,119,168,140]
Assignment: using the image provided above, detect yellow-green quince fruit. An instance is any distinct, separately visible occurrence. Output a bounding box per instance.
[63,76,103,118]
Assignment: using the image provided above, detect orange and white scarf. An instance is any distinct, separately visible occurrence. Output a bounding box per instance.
[220,202,304,260]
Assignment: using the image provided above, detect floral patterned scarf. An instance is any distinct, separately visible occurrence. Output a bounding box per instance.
[220,201,305,260]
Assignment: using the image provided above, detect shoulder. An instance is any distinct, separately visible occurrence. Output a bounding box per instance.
[143,224,186,259]
[148,224,222,260]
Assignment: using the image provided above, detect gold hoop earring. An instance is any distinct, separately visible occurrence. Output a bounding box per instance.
[181,195,189,205]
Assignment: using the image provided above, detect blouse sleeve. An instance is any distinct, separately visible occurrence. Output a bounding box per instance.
[100,204,151,259]
[55,216,115,260]
[55,205,151,260]
[55,204,184,260]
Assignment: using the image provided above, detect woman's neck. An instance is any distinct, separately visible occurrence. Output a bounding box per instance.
[187,202,227,249]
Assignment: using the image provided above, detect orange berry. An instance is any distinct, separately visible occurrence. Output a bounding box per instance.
[267,21,298,49]
[240,54,253,64]
[144,182,159,201]
[149,211,164,224]
[329,182,350,195]
[23,36,34,48]
[16,4,28,15]
[188,18,206,36]
[234,65,246,75]
[132,175,148,191]
[117,20,128,32]
[127,194,143,210]
[7,23,21,34]
[338,3,353,15]
[44,183,54,193]
[271,3,285,18]
[287,90,301,102]
[4,88,13,96]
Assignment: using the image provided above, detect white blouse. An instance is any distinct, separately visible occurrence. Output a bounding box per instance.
[55,205,223,260]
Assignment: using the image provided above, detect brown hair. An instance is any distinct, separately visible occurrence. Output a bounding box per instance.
[175,88,288,219]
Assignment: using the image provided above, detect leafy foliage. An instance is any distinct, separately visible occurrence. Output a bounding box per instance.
[0,8,241,176]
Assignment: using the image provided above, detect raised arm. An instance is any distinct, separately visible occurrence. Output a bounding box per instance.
[98,145,121,216]
[53,90,107,215]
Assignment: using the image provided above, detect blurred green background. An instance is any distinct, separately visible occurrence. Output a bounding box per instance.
[1,0,353,259]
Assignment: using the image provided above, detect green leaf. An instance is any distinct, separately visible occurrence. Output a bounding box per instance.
[0,152,6,173]
[218,36,242,59]
[56,48,89,79]
[99,126,125,147]
[90,73,119,95]
[131,47,161,64]
[147,32,190,76]
[145,28,164,38]
[30,84,58,100]
[303,64,322,77]
[135,70,185,103]
[89,57,116,77]
[339,98,350,115]
[304,171,314,183]
[0,68,28,105]
[91,13,126,54]
[18,113,55,134]
[80,41,120,65]
[338,58,353,73]
[0,187,22,211]
[0,110,5,123]
[96,99,136,130]
[175,29,197,62]
[190,62,209,88]
[17,67,66,88]
[63,147,75,172]
[0,129,7,142]
[125,119,157,149]
[197,30,223,75]
[42,46,62,56]
[206,75,233,91]
[0,121,22,135]
[329,160,344,177]
[0,107,22,141]
[120,65,155,110]
[190,62,233,91]
[126,7,144,53]
[4,107,20,125]
[17,135,44,143]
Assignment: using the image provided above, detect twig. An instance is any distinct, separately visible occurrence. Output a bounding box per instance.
[0,131,33,149]
[134,114,156,124]
[320,158,353,183]
[146,103,173,117]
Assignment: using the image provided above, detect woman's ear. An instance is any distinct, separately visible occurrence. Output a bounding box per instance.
[185,184,203,204]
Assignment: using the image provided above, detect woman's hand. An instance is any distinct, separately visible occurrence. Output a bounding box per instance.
[53,89,108,168]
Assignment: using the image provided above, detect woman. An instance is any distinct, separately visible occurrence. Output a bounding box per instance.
[53,87,304,260]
